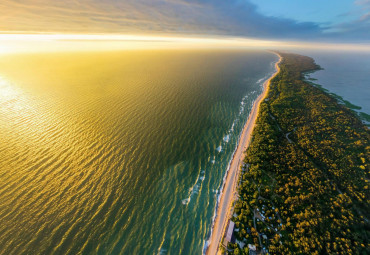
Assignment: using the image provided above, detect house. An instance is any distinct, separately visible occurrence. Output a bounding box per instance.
[223,220,235,247]
[255,211,263,221]
[262,247,269,254]
[248,244,257,255]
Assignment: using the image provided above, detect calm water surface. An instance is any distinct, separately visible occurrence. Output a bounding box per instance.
[300,50,370,117]
[0,50,277,254]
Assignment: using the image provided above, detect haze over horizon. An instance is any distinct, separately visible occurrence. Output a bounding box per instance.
[0,0,369,51]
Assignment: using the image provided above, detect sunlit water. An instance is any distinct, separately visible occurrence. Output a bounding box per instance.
[0,50,278,254]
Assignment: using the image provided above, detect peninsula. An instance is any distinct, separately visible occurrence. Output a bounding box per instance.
[217,52,369,254]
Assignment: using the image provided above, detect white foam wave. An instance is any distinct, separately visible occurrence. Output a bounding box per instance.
[257,77,264,84]
[229,120,237,133]
[193,184,200,194]
[257,73,271,85]
[204,134,240,253]
[182,169,207,205]
[203,92,254,253]
[182,198,190,205]
[158,248,167,255]
[203,59,280,254]
[216,146,222,153]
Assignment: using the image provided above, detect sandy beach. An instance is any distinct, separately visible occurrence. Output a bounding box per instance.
[206,53,281,255]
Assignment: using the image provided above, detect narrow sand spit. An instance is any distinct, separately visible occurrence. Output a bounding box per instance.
[206,53,281,255]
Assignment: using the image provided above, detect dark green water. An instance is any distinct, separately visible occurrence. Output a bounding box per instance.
[0,49,278,254]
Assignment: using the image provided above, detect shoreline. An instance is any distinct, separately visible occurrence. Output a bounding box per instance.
[205,53,282,255]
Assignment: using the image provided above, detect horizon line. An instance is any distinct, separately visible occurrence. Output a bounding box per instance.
[0,33,370,54]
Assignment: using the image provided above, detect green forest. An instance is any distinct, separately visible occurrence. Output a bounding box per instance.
[225,53,370,254]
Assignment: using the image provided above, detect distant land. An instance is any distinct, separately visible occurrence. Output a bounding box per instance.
[222,52,370,254]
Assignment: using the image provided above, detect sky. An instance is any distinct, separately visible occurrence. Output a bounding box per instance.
[0,0,369,51]
[249,0,357,25]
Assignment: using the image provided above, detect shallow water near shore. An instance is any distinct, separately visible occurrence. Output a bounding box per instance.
[0,49,278,254]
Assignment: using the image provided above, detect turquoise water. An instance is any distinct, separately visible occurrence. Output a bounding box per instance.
[299,50,370,123]
[0,50,278,254]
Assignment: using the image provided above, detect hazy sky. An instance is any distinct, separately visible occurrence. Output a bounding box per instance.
[0,0,369,43]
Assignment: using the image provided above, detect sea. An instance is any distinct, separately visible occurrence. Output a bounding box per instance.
[0,49,278,254]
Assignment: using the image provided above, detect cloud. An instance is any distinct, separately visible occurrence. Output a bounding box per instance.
[0,0,368,42]
[192,0,322,39]
[323,0,370,42]
[355,0,370,7]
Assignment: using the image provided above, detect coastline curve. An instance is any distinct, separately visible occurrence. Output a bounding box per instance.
[205,52,282,255]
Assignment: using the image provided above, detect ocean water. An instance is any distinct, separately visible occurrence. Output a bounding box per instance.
[0,49,278,254]
[299,50,370,121]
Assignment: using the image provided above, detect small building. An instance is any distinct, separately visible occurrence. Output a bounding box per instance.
[255,211,263,221]
[248,244,257,255]
[223,220,235,247]
[262,246,269,253]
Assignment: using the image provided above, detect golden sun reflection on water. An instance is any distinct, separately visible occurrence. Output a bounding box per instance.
[0,75,30,127]
[0,73,62,148]
[0,49,280,254]
[0,76,20,101]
